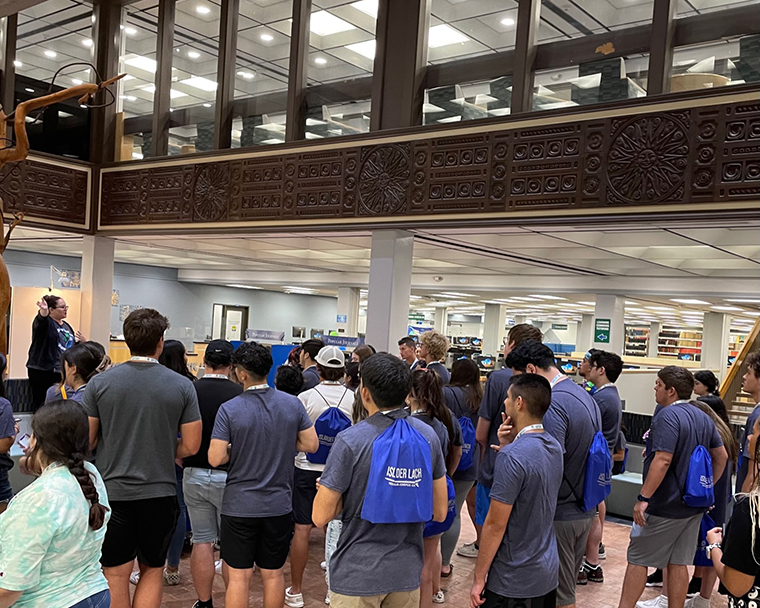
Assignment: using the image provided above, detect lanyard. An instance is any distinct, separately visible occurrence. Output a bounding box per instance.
[380,407,406,416]
[203,374,229,379]
[320,381,343,385]
[597,382,615,391]
[550,373,567,388]
[669,399,691,407]
[130,356,159,364]
[62,384,86,399]
[412,409,428,416]
[515,424,544,441]
[245,384,270,392]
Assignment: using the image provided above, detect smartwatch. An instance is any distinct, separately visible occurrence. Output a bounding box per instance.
[637,494,650,503]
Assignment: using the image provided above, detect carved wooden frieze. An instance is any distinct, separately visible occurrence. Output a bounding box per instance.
[0,158,89,227]
[99,101,760,228]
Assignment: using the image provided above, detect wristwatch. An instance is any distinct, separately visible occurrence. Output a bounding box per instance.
[705,543,721,558]
[637,494,650,503]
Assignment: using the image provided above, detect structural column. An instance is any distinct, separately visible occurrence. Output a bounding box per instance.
[365,230,414,353]
[80,236,115,348]
[702,312,730,377]
[483,304,506,356]
[577,313,594,352]
[593,295,625,354]
[336,287,360,336]
[433,307,448,334]
[648,321,661,358]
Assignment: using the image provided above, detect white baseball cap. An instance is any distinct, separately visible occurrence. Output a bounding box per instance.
[315,345,346,368]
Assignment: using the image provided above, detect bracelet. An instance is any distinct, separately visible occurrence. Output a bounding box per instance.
[705,543,721,558]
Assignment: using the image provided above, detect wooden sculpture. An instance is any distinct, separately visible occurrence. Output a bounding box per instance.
[0,74,124,355]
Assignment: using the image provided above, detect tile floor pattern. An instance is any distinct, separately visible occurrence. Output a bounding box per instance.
[151,513,728,607]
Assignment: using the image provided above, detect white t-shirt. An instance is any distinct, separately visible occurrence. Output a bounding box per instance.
[295,382,354,471]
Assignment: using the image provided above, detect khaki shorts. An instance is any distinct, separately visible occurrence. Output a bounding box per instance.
[627,513,702,570]
[331,589,420,608]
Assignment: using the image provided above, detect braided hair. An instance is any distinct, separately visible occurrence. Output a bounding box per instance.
[27,400,108,530]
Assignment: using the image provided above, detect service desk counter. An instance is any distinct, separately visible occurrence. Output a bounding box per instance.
[109,340,209,374]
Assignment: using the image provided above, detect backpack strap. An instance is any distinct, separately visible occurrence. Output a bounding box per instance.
[313,388,331,407]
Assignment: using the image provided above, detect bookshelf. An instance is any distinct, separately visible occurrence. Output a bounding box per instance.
[624,325,649,357]
[658,326,702,361]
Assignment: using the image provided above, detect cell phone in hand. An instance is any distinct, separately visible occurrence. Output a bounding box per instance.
[17,433,30,451]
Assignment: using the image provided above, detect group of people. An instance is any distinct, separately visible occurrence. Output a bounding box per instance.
[0,298,756,608]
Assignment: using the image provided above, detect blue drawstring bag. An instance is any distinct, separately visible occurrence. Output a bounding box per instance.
[683,445,714,508]
[456,417,476,472]
[361,417,433,524]
[693,512,716,567]
[307,405,351,465]
[582,431,612,511]
[424,476,456,537]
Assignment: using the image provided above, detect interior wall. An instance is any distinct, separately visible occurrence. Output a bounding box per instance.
[4,250,338,343]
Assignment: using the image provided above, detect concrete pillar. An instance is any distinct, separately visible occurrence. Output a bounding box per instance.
[433,307,448,334]
[336,287,360,336]
[80,235,115,347]
[702,312,730,377]
[365,230,414,353]
[648,322,661,358]
[577,313,594,352]
[483,304,507,356]
[593,295,625,354]
[513,315,527,326]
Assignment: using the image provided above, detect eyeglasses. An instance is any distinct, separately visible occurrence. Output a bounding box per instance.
[56,305,69,310]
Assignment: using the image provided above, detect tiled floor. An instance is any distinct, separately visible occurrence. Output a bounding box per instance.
[153,512,727,607]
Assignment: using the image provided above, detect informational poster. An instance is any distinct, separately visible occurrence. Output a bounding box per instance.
[595,318,611,343]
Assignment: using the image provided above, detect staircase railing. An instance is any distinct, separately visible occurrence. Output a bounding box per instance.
[721,317,760,425]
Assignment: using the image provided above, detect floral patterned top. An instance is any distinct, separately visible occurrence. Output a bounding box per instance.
[0,462,110,608]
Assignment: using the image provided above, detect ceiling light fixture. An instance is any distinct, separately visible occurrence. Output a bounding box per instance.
[236,70,255,79]
[196,5,211,14]
[351,0,378,17]
[711,305,744,312]
[187,50,201,58]
[428,24,469,48]
[82,38,93,47]
[44,50,57,58]
[530,294,566,300]
[310,10,355,36]
[725,298,760,304]
[125,26,137,35]
[202,102,212,107]
[346,39,376,59]
[71,78,83,85]
[260,33,274,41]
[13,60,22,68]
[125,55,158,73]
[226,284,261,290]
[179,76,218,91]
[670,298,711,305]
[500,17,515,26]
[25,87,34,93]
[314,57,327,65]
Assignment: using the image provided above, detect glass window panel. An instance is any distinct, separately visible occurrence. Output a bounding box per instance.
[15,0,95,160]
[304,0,376,138]
[671,36,760,91]
[167,0,221,154]
[119,0,158,160]
[232,0,292,147]
[677,0,760,16]
[423,0,517,125]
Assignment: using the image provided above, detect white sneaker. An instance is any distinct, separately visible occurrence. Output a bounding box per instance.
[636,596,668,608]
[684,596,711,608]
[163,568,180,586]
[456,542,478,558]
[321,560,327,571]
[215,560,222,575]
[285,587,305,608]
[432,590,445,604]
[129,571,140,585]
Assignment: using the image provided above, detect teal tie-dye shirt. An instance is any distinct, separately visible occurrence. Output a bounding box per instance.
[0,462,110,608]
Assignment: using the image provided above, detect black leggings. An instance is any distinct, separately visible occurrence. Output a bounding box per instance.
[27,368,61,411]
[481,588,557,608]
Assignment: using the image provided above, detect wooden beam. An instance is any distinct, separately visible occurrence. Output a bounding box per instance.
[151,0,175,157]
[213,0,239,149]
[89,0,121,164]
[370,0,429,131]
[511,0,541,114]
[285,0,311,142]
[0,13,17,118]
[648,0,677,95]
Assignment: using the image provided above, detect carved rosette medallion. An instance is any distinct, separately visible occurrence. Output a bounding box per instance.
[193,163,229,221]
[358,144,410,215]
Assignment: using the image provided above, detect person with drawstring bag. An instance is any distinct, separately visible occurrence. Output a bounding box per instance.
[313,354,448,608]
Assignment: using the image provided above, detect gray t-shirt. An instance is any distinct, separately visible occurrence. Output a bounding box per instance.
[736,404,760,493]
[488,431,563,598]
[411,411,463,462]
[543,378,602,521]
[319,409,446,597]
[644,401,723,519]
[82,361,201,501]
[444,385,481,482]
[478,368,513,488]
[211,387,313,518]
[593,385,623,455]
[302,366,320,391]
[425,361,450,385]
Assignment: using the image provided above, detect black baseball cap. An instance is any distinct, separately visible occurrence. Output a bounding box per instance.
[205,339,235,360]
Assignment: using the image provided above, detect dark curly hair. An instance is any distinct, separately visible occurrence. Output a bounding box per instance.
[233,342,274,380]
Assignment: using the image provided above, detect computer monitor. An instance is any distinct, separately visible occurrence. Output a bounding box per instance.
[292,326,306,339]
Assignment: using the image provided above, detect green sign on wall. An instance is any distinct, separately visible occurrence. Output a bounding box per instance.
[595,318,611,343]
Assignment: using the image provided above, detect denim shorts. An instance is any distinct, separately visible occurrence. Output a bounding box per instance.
[475,483,491,526]
[183,467,227,544]
[69,589,110,608]
[0,469,13,503]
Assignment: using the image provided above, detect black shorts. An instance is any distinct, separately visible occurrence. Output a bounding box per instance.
[101,496,179,568]
[481,588,557,608]
[220,513,293,570]
[292,467,320,525]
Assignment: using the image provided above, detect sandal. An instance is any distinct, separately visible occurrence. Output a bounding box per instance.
[441,564,454,578]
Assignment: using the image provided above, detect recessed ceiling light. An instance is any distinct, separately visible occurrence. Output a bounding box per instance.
[125,55,158,73]
[71,78,83,85]
[646,306,674,311]
[13,60,22,68]
[578,301,595,306]
[202,103,212,107]
[530,295,566,300]
[501,17,515,26]
[310,10,355,36]
[314,57,327,65]
[227,284,262,290]
[196,5,211,14]
[187,50,201,59]
[25,87,34,93]
[142,84,187,98]
[670,298,711,305]
[711,305,744,312]
[82,38,93,47]
[346,39,376,59]
[428,24,469,48]
[179,76,218,91]
[125,26,138,35]
[236,70,255,79]
[260,33,274,42]
[725,298,760,304]
[44,50,57,58]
